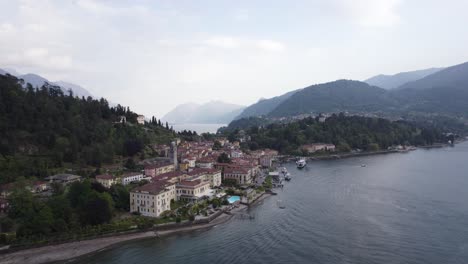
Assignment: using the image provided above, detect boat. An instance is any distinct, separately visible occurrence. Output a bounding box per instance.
[284,174,292,181]
[361,164,366,167]
[296,159,306,169]
[281,167,288,174]
[277,200,286,209]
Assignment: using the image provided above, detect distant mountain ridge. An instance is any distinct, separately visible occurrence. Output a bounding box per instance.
[396,61,468,91]
[0,68,93,98]
[365,67,444,89]
[163,101,245,124]
[235,89,300,120]
[229,60,468,123]
[269,80,392,117]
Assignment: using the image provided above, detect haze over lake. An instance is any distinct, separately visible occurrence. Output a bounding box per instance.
[171,123,226,134]
[75,142,468,264]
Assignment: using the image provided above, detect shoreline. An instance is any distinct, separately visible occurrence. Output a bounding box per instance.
[0,204,251,264]
[279,143,454,163]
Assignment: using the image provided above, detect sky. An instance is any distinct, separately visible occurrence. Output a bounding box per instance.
[1,0,468,117]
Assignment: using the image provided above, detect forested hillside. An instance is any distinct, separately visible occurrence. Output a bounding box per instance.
[224,114,447,155]
[268,80,394,117]
[0,74,174,183]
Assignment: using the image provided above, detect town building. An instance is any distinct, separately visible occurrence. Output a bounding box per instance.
[230,150,243,158]
[31,181,49,193]
[96,174,116,188]
[121,172,145,185]
[196,156,214,169]
[182,156,196,168]
[187,168,222,187]
[0,198,9,213]
[130,181,176,217]
[144,163,175,177]
[259,155,273,168]
[45,174,82,186]
[176,179,211,202]
[151,171,188,183]
[179,162,190,171]
[302,143,336,153]
[137,115,145,125]
[223,167,253,185]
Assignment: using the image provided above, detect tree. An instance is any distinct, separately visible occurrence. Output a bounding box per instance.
[213,141,222,150]
[124,158,137,170]
[0,217,14,232]
[211,198,221,209]
[109,184,130,211]
[217,152,231,163]
[82,192,114,225]
[67,181,92,208]
[367,143,380,151]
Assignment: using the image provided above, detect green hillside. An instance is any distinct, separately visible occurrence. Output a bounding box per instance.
[0,74,174,183]
[268,80,394,117]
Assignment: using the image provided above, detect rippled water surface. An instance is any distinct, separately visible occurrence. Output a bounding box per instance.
[75,142,468,264]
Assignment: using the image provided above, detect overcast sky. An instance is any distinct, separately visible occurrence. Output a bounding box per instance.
[1,0,468,117]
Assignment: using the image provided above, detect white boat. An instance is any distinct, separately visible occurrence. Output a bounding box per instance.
[296,159,306,169]
[277,200,286,209]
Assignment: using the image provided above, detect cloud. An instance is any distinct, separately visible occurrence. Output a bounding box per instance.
[0,23,15,34]
[204,36,285,52]
[204,36,241,49]
[24,48,49,58]
[75,0,149,17]
[256,40,285,52]
[339,0,403,28]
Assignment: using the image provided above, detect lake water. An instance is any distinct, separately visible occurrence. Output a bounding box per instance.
[171,123,226,134]
[74,142,468,264]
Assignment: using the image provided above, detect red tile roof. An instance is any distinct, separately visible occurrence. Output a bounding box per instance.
[96,174,114,180]
[152,171,186,181]
[132,181,174,194]
[224,167,249,174]
[122,172,143,177]
[188,168,221,176]
[177,179,208,188]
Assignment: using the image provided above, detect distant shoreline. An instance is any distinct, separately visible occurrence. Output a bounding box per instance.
[279,143,455,163]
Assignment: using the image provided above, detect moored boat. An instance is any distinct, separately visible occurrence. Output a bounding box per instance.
[296,159,306,168]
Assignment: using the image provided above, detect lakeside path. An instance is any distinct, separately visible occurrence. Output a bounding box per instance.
[0,211,239,264]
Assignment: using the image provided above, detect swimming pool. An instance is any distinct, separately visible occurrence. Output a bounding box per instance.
[227,195,240,204]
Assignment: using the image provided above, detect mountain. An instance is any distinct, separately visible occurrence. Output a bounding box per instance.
[54,81,93,98]
[163,101,245,124]
[162,103,200,124]
[233,61,468,121]
[0,68,93,98]
[17,73,50,88]
[389,61,468,115]
[235,89,300,119]
[269,80,393,117]
[397,61,468,91]
[0,68,20,76]
[365,68,444,89]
